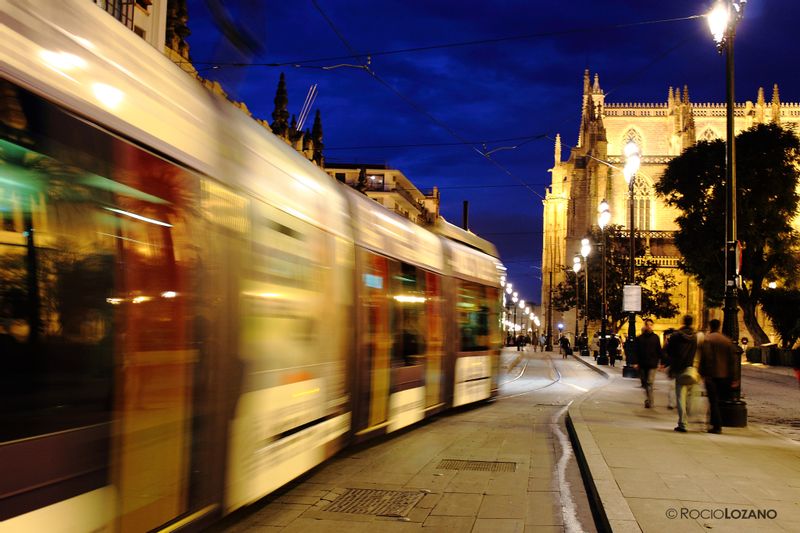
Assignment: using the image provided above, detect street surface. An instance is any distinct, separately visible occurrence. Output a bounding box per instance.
[213,348,606,532]
[741,363,800,443]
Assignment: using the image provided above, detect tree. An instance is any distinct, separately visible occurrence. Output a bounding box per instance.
[656,123,800,345]
[551,224,680,334]
[759,289,800,350]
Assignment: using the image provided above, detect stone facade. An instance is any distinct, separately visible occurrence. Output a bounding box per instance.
[542,70,800,338]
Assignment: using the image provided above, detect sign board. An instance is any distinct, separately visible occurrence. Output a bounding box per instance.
[623,285,642,312]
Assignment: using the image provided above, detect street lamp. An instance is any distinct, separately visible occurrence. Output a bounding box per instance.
[708,0,747,427]
[580,238,591,343]
[622,141,641,378]
[573,254,581,345]
[597,199,611,365]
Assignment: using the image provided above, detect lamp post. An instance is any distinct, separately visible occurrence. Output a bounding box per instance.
[622,141,641,379]
[708,0,747,427]
[597,200,611,365]
[519,299,526,337]
[572,254,581,345]
[580,238,591,342]
[512,293,519,339]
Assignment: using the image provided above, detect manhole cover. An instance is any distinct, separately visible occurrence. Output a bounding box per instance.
[436,459,516,472]
[325,488,424,516]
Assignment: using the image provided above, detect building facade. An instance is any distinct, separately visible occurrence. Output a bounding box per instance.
[542,70,800,338]
[324,164,440,226]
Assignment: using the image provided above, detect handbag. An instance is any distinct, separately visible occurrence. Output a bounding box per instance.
[677,332,704,385]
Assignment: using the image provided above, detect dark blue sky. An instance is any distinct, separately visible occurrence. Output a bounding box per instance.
[186,0,799,303]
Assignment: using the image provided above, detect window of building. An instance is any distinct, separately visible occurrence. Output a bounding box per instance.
[632,175,652,232]
[622,128,643,155]
[367,174,385,191]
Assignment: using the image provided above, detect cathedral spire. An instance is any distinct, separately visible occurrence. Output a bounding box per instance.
[682,85,690,104]
[757,87,765,106]
[554,133,562,166]
[592,73,601,93]
[271,73,290,138]
[311,109,324,165]
[668,86,674,107]
[771,83,781,123]
[583,69,591,95]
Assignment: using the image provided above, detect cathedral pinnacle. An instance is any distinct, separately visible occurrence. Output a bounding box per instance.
[682,85,690,104]
[271,72,290,137]
[593,73,601,94]
[757,87,765,106]
[771,83,781,123]
[583,69,591,95]
[668,86,674,107]
[554,134,562,166]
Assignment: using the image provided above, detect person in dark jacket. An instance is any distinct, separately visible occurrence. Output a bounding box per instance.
[699,319,738,434]
[665,315,700,432]
[633,318,665,408]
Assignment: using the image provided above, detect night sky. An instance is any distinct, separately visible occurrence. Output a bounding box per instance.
[185,0,799,304]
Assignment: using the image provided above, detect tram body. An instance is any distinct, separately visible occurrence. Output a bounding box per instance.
[0,1,503,531]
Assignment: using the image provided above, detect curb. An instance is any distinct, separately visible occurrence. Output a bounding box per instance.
[566,372,641,532]
[569,352,611,379]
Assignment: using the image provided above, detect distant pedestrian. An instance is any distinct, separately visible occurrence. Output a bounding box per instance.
[665,315,701,433]
[516,334,524,352]
[540,334,547,351]
[559,335,571,358]
[633,319,665,408]
[699,319,738,434]
[607,334,620,367]
[662,328,676,409]
[590,332,600,360]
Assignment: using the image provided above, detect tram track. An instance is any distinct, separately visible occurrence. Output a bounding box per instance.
[498,351,564,400]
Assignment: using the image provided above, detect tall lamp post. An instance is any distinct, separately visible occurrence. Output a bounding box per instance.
[580,238,591,342]
[572,254,581,344]
[708,0,747,426]
[622,141,641,379]
[597,200,611,365]
[512,292,519,338]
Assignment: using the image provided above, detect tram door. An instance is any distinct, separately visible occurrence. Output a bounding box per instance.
[111,156,199,532]
[358,252,391,431]
[424,272,444,409]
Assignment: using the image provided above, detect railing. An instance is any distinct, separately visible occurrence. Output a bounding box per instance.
[617,230,676,240]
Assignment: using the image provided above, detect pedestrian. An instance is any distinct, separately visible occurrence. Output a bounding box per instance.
[633,319,665,408]
[540,334,547,351]
[665,315,701,433]
[515,333,524,352]
[699,319,738,434]
[559,335,571,359]
[661,328,676,409]
[607,334,620,367]
[590,332,600,360]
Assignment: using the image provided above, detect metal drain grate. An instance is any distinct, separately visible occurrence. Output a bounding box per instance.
[436,459,516,472]
[324,488,424,516]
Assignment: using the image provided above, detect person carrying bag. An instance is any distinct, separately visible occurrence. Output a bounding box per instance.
[666,315,701,433]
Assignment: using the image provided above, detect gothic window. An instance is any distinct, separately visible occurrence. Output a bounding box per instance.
[632,175,652,232]
[621,129,643,155]
[702,128,718,142]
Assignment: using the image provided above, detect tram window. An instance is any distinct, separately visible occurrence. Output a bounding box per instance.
[457,281,490,351]
[390,261,427,365]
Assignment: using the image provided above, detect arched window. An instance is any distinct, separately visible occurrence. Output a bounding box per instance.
[622,128,643,154]
[632,175,651,232]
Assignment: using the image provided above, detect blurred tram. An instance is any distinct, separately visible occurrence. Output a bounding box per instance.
[0,1,504,531]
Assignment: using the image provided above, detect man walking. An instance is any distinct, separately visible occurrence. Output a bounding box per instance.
[699,319,738,434]
[665,315,700,433]
[633,319,664,408]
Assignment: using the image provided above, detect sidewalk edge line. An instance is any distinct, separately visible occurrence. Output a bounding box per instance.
[570,352,611,378]
[566,412,612,533]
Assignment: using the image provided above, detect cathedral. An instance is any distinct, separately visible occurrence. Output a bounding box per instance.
[542,70,800,338]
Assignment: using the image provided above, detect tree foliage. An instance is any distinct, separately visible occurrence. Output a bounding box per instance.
[656,123,800,344]
[759,289,800,350]
[551,224,680,333]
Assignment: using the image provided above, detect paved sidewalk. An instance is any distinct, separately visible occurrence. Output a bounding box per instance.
[567,355,800,532]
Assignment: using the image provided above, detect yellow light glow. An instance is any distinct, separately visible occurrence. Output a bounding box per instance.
[40,50,87,71]
[161,291,178,298]
[394,295,426,303]
[292,388,321,398]
[132,296,152,304]
[92,83,124,109]
[242,291,281,299]
[106,297,123,305]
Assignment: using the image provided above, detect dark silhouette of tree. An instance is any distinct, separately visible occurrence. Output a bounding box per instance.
[552,224,679,333]
[656,123,800,345]
[760,288,800,350]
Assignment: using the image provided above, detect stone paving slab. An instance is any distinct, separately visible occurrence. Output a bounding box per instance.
[567,354,800,532]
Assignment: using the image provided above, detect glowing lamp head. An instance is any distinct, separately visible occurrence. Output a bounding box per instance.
[519,299,525,309]
[572,259,581,274]
[708,1,730,45]
[581,238,591,258]
[598,199,611,230]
